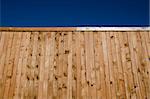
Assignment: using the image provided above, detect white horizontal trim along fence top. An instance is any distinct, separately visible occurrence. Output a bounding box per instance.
[76,27,150,31]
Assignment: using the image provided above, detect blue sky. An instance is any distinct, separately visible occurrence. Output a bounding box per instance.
[0,0,149,26]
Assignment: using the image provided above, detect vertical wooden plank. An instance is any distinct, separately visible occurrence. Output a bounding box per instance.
[127,32,142,99]
[132,31,148,98]
[34,32,40,99]
[110,32,126,98]
[42,32,50,99]
[67,32,72,99]
[19,32,31,99]
[98,32,107,99]
[143,31,150,98]
[38,32,46,99]
[0,32,7,78]
[93,32,100,99]
[119,32,137,99]
[85,32,96,99]
[0,31,4,98]
[93,32,107,99]
[47,32,55,99]
[72,32,77,99]
[53,32,59,99]
[27,32,37,98]
[76,32,81,99]
[31,32,39,99]
[3,32,19,99]
[0,32,10,99]
[8,32,22,99]
[61,32,68,99]
[33,32,41,99]
[0,32,2,40]
[133,31,147,99]
[0,32,5,66]
[89,32,96,99]
[29,32,35,99]
[80,32,88,99]
[101,32,112,99]
[106,32,117,99]
[110,32,120,98]
[24,32,34,99]
[139,31,150,98]
[13,32,25,99]
[84,32,90,99]
[84,32,91,84]
[0,32,2,44]
[58,32,65,99]
[2,32,13,99]
[113,32,126,99]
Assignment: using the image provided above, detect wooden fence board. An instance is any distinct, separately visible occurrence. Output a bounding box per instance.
[0,31,149,99]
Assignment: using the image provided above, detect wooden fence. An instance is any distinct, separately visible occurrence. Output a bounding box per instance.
[0,28,150,99]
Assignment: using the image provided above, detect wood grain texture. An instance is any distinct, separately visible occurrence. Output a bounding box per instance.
[0,31,150,99]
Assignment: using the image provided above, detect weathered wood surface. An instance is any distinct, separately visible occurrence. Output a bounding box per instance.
[0,31,150,99]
